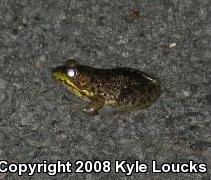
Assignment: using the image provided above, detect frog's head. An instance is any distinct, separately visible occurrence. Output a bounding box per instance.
[51,59,94,98]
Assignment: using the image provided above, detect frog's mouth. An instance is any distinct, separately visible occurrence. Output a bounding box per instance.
[51,70,91,98]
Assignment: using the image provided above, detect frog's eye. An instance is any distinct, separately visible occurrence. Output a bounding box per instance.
[67,68,77,78]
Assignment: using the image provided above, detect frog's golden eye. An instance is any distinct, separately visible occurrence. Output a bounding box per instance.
[67,68,77,78]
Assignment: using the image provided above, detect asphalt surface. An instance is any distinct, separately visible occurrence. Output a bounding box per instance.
[0,0,211,179]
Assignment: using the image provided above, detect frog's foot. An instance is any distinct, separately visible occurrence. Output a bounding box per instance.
[83,107,99,116]
[70,105,98,115]
[83,95,105,115]
[69,104,99,115]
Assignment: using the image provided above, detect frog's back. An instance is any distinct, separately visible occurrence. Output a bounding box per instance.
[89,67,160,87]
[109,67,161,110]
[82,66,161,109]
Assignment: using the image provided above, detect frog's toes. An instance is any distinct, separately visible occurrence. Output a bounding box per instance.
[83,107,99,116]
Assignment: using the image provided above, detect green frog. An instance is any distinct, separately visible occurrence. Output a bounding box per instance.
[52,59,161,115]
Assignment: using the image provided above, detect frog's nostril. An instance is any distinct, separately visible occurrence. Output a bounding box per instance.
[51,68,57,74]
[51,67,61,79]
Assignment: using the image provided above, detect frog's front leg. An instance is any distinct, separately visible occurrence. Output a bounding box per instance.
[83,95,105,115]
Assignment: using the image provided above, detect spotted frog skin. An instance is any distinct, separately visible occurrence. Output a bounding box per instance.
[52,59,161,115]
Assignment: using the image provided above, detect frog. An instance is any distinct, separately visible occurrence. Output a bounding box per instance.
[51,59,161,115]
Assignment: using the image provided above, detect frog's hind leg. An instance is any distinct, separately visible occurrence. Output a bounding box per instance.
[114,85,160,114]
